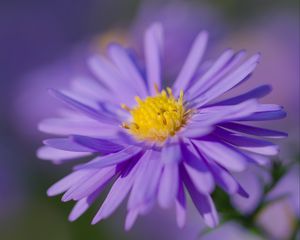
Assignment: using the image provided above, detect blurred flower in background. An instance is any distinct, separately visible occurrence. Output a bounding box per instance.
[200,160,299,240]
[131,0,227,80]
[232,165,271,215]
[202,221,264,240]
[258,163,300,239]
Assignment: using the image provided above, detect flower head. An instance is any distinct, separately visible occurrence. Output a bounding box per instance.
[38,23,287,230]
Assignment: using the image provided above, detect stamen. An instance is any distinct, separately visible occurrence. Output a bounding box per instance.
[121,123,130,129]
[121,104,131,112]
[154,83,160,94]
[179,90,184,103]
[134,96,142,104]
[122,87,192,142]
[166,87,173,98]
[184,109,193,116]
[161,90,167,97]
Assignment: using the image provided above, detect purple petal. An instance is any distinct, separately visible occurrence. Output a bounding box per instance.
[62,166,115,201]
[75,146,142,170]
[240,109,287,121]
[39,118,119,137]
[128,150,163,210]
[70,77,114,103]
[92,159,142,224]
[187,109,237,126]
[88,55,121,90]
[158,163,179,208]
[107,44,148,98]
[180,124,214,138]
[210,85,272,106]
[161,138,182,164]
[60,89,100,109]
[47,171,90,196]
[193,54,260,107]
[199,99,258,122]
[245,152,270,165]
[88,55,136,104]
[193,140,247,172]
[231,168,263,214]
[175,180,186,228]
[188,50,246,100]
[173,31,208,94]
[69,186,102,222]
[241,146,279,156]
[208,161,239,194]
[71,135,124,154]
[184,100,258,135]
[181,140,215,193]
[182,167,219,228]
[214,127,279,156]
[37,146,91,164]
[97,102,130,122]
[256,104,283,112]
[49,89,118,124]
[220,122,287,138]
[237,184,249,198]
[125,209,139,231]
[144,23,163,95]
[184,163,215,194]
[136,200,155,216]
[187,49,236,97]
[44,138,96,152]
[69,198,91,222]
[125,201,154,231]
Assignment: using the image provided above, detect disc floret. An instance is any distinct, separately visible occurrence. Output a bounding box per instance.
[122,88,191,142]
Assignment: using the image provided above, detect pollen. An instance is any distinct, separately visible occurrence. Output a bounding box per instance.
[122,87,192,142]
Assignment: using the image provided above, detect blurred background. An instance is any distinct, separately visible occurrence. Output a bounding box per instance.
[0,0,299,239]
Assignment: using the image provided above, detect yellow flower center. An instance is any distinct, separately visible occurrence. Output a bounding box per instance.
[121,87,192,143]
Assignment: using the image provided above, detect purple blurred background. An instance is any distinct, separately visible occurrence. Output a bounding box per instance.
[0,0,299,239]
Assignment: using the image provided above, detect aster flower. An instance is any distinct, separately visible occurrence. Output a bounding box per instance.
[200,161,299,239]
[38,23,287,230]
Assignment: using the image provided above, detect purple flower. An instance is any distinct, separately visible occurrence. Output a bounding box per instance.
[38,23,286,230]
[201,221,263,240]
[231,165,271,214]
[257,165,300,239]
